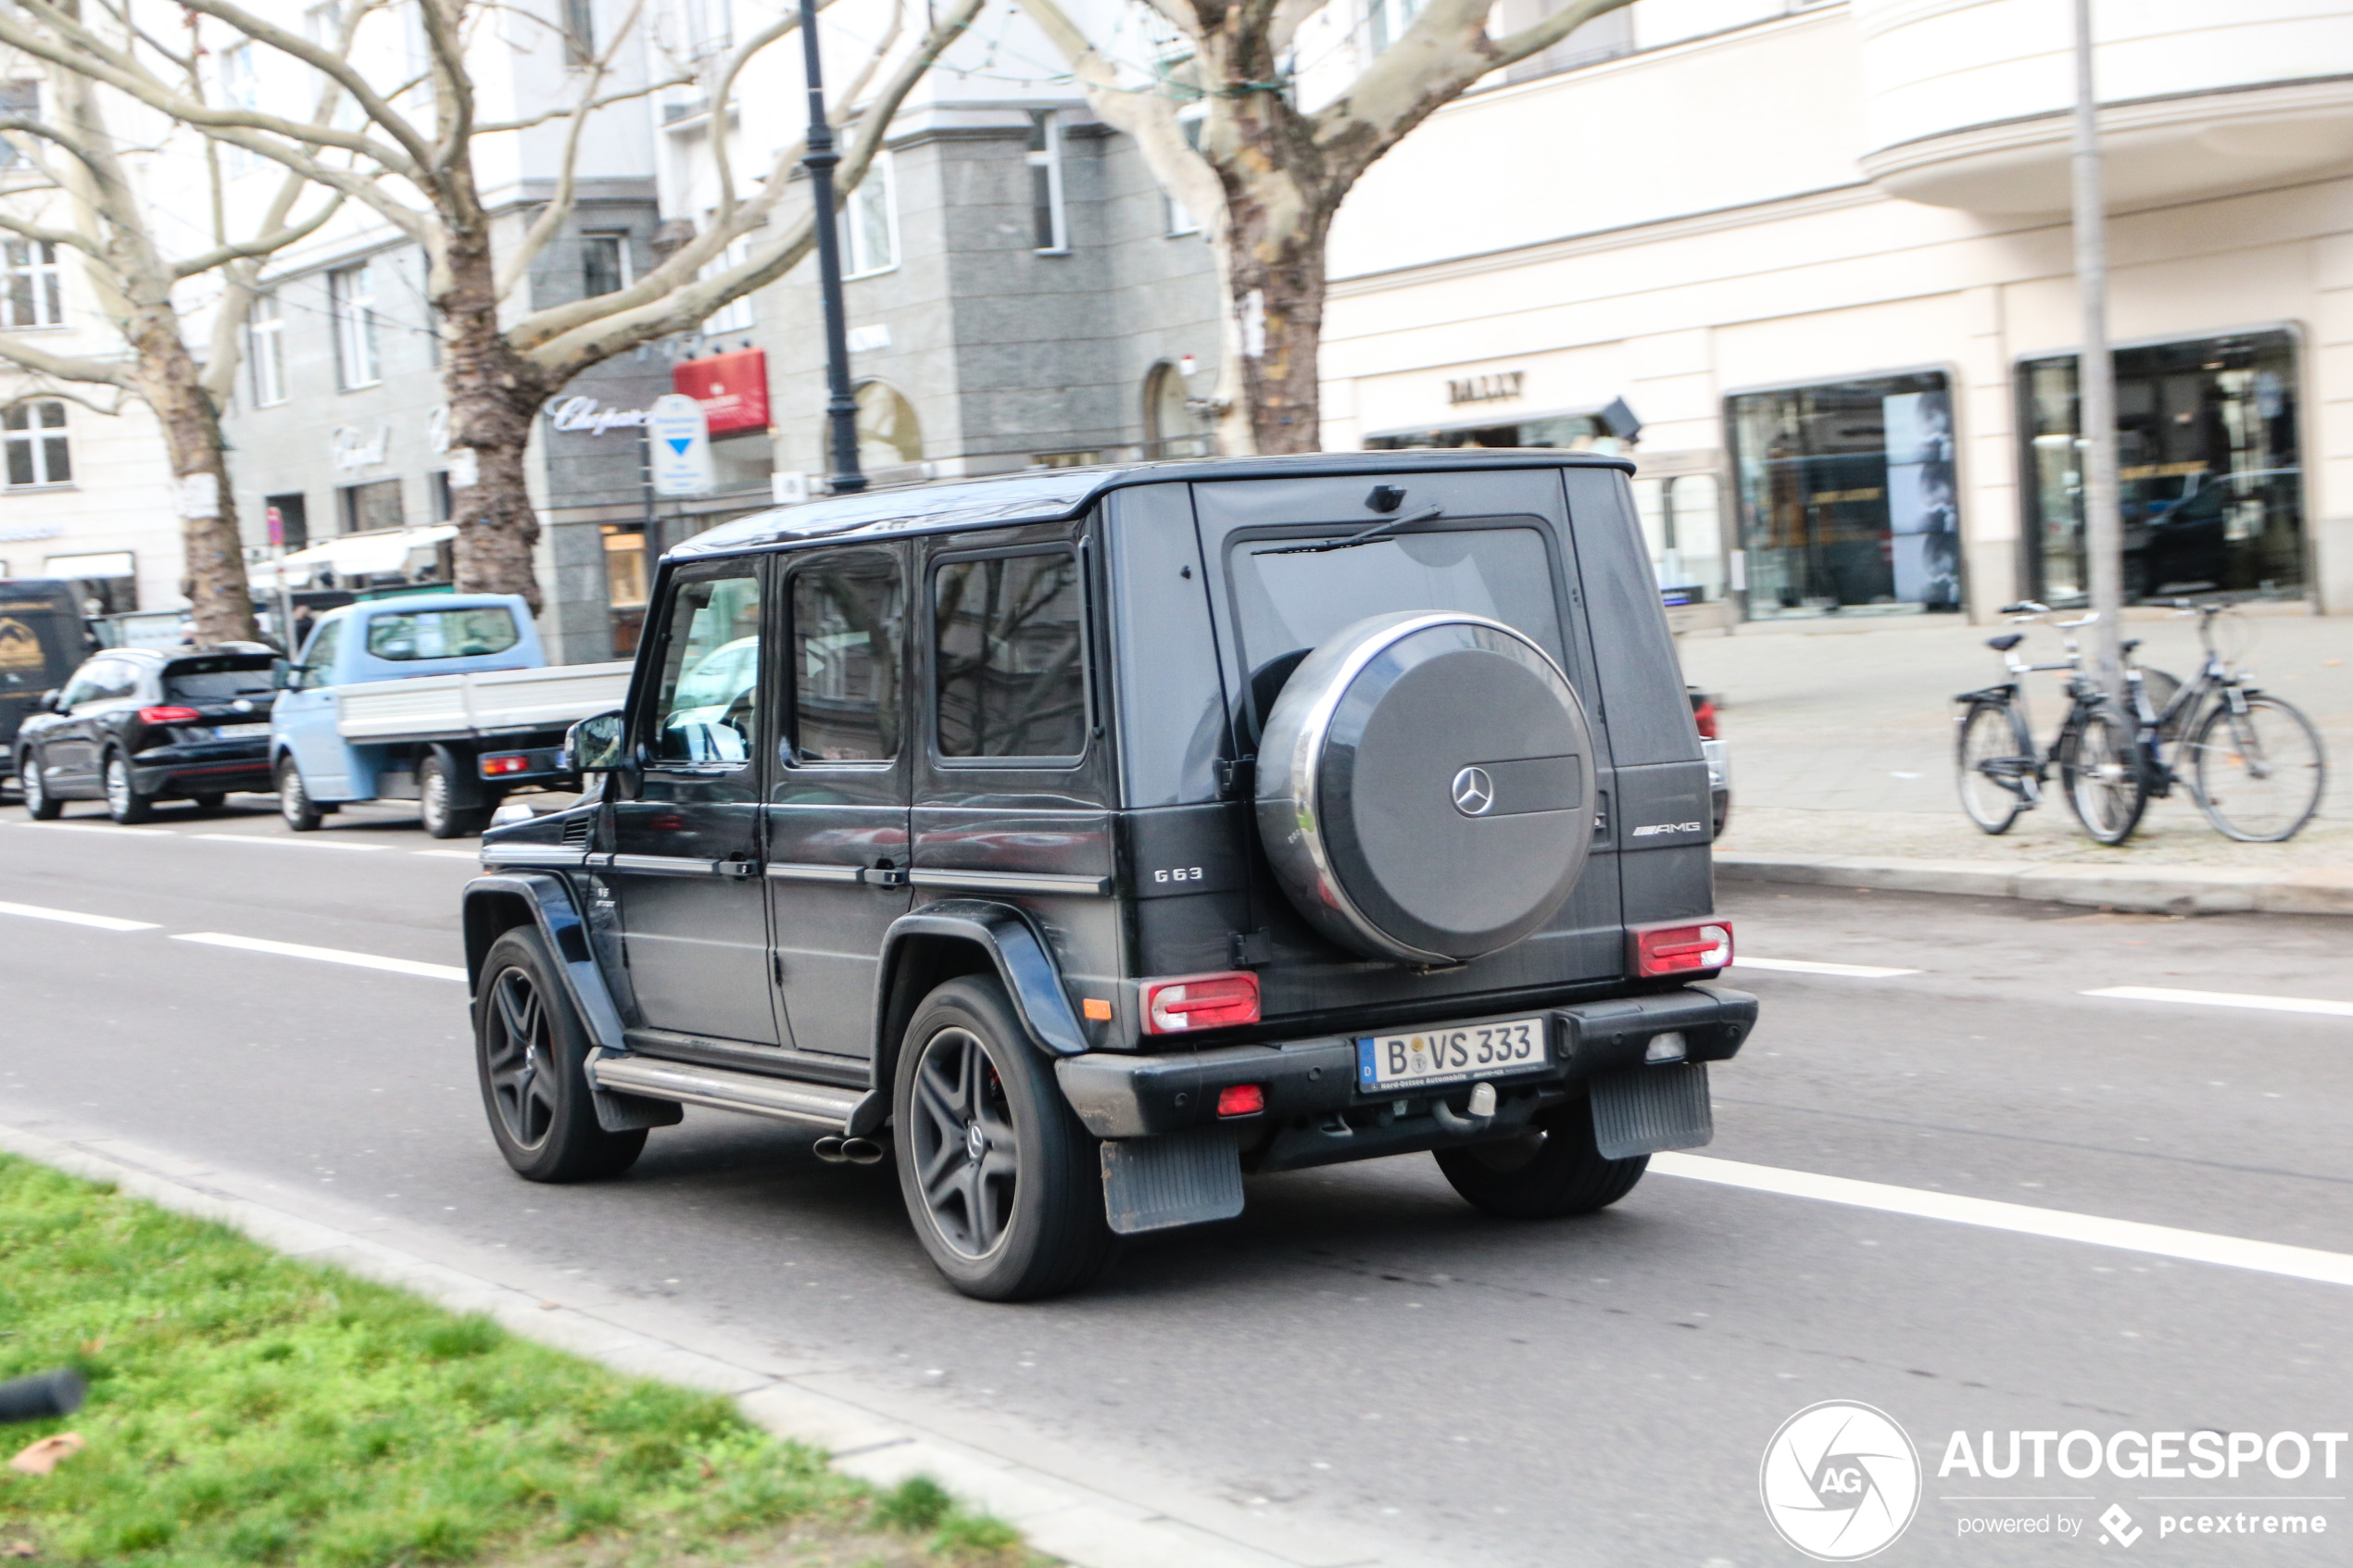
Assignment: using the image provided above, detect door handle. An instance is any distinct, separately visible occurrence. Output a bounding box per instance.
[720,856,760,880]
[865,864,909,887]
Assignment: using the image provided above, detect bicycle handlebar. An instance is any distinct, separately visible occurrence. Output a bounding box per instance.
[0,1369,85,1425]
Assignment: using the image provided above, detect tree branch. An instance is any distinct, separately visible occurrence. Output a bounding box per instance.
[172,191,346,279]
[0,334,134,389]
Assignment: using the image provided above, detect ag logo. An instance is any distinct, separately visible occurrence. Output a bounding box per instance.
[1449,765,1494,817]
[1759,1400,1921,1561]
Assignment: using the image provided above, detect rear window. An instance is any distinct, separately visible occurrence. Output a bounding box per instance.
[163,655,278,701]
[364,607,520,661]
[1224,522,1566,730]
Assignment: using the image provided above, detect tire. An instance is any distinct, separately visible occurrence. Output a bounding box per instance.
[276,755,323,832]
[1955,699,2032,834]
[2191,695,2325,843]
[102,750,154,824]
[421,753,492,839]
[1434,1099,1648,1219]
[189,792,227,811]
[2057,702,2146,846]
[474,926,647,1182]
[892,977,1115,1302]
[19,751,59,820]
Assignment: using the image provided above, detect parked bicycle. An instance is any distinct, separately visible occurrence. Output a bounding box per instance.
[2120,601,2326,843]
[1953,603,2145,844]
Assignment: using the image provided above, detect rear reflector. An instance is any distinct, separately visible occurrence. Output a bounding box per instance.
[1216,1083,1266,1118]
[1633,922,1732,977]
[1141,971,1260,1035]
[480,754,531,777]
[137,706,201,726]
[1692,698,1718,741]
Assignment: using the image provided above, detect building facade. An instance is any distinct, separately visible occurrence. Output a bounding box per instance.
[1319,0,2353,621]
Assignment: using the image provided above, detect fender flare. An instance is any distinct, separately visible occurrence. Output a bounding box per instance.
[463,872,676,1134]
[874,897,1088,1062]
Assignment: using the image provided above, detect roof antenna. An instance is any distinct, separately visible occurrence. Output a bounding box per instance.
[1365,484,1404,513]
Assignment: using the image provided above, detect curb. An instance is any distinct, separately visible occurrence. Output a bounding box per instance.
[0,1110,1423,1568]
[1714,851,2353,918]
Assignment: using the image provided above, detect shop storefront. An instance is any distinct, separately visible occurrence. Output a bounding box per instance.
[2019,330,2304,606]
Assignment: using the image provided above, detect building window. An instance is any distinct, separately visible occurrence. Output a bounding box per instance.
[1164,107,1204,237]
[338,476,404,533]
[1,240,63,329]
[1500,0,1633,85]
[2019,330,2303,604]
[429,469,454,522]
[683,0,731,57]
[582,232,630,298]
[329,262,381,388]
[249,293,287,406]
[562,0,596,65]
[699,233,754,335]
[0,82,37,169]
[1366,0,1423,54]
[1027,111,1067,253]
[842,154,898,279]
[264,492,308,551]
[1727,371,1958,618]
[220,46,261,171]
[3,401,70,487]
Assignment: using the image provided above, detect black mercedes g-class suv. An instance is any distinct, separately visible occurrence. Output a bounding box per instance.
[462,453,1755,1300]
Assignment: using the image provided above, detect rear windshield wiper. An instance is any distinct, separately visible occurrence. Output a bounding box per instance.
[1253,504,1444,557]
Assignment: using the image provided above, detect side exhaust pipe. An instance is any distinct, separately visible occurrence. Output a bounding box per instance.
[812,1135,848,1163]
[812,1135,887,1165]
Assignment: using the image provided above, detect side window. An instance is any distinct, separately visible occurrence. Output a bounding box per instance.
[788,552,902,763]
[648,568,762,766]
[933,550,1087,761]
[295,619,342,687]
[57,662,103,709]
[79,659,135,704]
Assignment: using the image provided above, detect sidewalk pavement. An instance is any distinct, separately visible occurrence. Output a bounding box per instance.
[1677,608,2352,916]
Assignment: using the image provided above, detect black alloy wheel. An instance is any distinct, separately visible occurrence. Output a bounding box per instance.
[1434,1099,1648,1219]
[892,978,1114,1301]
[103,751,153,824]
[19,751,59,820]
[473,926,645,1182]
[276,756,323,832]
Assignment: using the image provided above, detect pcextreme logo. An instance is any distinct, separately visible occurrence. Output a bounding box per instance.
[1760,1401,1923,1562]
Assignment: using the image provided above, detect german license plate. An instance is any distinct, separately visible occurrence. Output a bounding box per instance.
[1356,1017,1549,1093]
[210,722,270,738]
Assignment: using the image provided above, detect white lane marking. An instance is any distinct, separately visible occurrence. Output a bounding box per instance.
[0,899,160,933]
[2085,985,2353,1020]
[170,933,466,982]
[193,834,387,852]
[1653,1153,2353,1289]
[1735,957,1922,978]
[9,822,170,836]
[412,849,481,859]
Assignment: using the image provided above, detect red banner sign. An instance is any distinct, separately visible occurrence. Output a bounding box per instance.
[673,348,771,437]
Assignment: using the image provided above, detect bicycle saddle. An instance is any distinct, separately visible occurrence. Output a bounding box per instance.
[1986,633,2025,652]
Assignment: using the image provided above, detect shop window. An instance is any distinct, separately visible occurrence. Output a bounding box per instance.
[601,523,648,657]
[1727,373,1958,617]
[2019,331,2302,604]
[4,400,70,487]
[2,239,63,330]
[338,477,404,533]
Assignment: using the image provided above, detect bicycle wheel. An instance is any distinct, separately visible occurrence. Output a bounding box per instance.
[1956,699,2032,834]
[2058,701,2147,846]
[2190,695,2326,842]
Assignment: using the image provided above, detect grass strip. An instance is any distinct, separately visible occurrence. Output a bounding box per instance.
[0,1155,1029,1566]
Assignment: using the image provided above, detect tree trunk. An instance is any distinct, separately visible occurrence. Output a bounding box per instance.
[439,223,555,610]
[128,307,258,646]
[1226,211,1330,456]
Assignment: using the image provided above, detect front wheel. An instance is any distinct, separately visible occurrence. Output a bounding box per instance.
[103,752,153,824]
[276,756,323,832]
[19,751,59,820]
[2058,702,2146,846]
[892,978,1115,1301]
[1956,699,2032,834]
[2191,695,2325,843]
[474,926,646,1182]
[1434,1100,1647,1219]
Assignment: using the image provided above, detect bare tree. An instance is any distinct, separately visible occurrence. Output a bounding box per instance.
[0,20,352,644]
[0,0,981,611]
[1019,0,1635,454]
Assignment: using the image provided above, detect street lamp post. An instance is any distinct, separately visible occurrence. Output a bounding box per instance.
[800,0,865,495]
[2071,0,2122,693]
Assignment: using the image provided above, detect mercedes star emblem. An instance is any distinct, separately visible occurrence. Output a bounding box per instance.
[1450,765,1495,817]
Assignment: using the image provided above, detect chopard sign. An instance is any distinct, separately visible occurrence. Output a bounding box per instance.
[1447,371,1523,406]
[546,396,648,435]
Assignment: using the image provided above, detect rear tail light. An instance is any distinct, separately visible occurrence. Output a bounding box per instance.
[1141,971,1260,1035]
[1215,1083,1266,1118]
[137,706,201,726]
[1633,922,1732,978]
[480,754,531,777]
[1692,698,1718,741]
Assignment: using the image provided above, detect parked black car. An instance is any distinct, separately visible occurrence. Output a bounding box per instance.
[15,645,281,822]
[462,453,1755,1300]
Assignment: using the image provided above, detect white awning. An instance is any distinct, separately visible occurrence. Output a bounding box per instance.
[254,525,458,589]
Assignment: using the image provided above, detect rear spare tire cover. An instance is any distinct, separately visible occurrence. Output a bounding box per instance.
[1255,611,1596,965]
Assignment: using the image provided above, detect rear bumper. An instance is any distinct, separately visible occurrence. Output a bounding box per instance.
[129,744,273,797]
[1055,983,1756,1141]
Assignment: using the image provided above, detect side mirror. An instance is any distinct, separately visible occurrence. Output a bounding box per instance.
[564,709,626,774]
[271,659,295,691]
[37,689,61,712]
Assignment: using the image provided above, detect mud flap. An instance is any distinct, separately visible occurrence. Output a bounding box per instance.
[1590,1062,1713,1160]
[1100,1127,1244,1236]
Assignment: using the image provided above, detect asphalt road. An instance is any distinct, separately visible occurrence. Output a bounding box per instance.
[4,794,2350,1567]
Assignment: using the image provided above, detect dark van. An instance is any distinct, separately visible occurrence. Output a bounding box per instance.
[0,580,93,760]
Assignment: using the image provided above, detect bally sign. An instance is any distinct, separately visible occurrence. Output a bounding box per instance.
[674,347,770,436]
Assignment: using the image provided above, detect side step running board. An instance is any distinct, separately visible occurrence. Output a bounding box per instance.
[590,1055,867,1131]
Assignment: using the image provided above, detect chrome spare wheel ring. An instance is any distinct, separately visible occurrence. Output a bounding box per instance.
[484,967,557,1150]
[910,1024,1018,1260]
